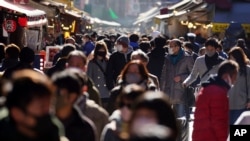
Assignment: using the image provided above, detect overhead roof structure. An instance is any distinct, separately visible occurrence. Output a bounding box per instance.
[0,0,48,27]
[91,17,121,27]
[133,6,161,25]
[1,0,46,17]
[155,0,212,23]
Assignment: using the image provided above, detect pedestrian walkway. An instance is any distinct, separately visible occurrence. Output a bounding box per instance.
[188,107,195,141]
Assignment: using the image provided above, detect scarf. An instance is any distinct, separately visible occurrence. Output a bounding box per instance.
[169,48,184,65]
[205,53,220,69]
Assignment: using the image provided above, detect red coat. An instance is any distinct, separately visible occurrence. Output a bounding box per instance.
[192,82,229,141]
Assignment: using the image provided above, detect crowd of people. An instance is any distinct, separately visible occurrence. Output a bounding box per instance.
[0,30,250,141]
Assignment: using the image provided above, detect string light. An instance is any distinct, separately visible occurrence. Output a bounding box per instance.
[181,20,213,29]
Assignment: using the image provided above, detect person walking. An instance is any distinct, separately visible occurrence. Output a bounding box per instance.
[192,60,239,141]
[147,35,166,81]
[106,35,133,91]
[87,41,110,109]
[183,38,225,95]
[227,47,250,124]
[160,39,194,119]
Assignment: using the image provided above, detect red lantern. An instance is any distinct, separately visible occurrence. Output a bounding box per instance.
[18,17,27,27]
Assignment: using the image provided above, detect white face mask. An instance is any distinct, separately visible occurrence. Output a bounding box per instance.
[116,45,123,52]
[125,73,142,84]
[168,48,174,55]
[206,51,216,57]
[120,106,132,122]
[226,75,234,87]
[131,117,157,133]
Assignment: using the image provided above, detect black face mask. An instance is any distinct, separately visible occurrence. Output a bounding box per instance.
[96,51,106,57]
[31,114,54,135]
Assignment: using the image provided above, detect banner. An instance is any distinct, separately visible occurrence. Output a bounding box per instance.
[212,23,250,33]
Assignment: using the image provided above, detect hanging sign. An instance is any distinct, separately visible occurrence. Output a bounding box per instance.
[3,20,17,33]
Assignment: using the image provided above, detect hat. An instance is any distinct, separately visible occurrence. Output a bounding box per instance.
[116,35,130,46]
[151,31,161,39]
[65,37,75,43]
[187,33,196,38]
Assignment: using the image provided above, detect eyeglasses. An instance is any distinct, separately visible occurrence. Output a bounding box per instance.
[119,102,132,109]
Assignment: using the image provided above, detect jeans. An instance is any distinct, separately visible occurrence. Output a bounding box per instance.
[173,104,188,119]
[230,109,246,125]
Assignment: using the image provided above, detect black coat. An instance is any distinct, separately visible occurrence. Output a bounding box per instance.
[106,50,133,90]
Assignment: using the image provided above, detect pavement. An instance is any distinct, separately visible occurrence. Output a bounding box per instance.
[188,107,195,141]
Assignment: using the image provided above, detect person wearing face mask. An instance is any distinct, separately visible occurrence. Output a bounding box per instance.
[160,39,194,119]
[160,39,194,141]
[51,68,98,141]
[107,60,156,115]
[183,42,199,62]
[106,35,134,91]
[183,38,225,96]
[82,33,95,57]
[0,69,66,141]
[129,91,178,141]
[227,47,250,125]
[192,60,239,141]
[101,84,145,141]
[87,41,110,110]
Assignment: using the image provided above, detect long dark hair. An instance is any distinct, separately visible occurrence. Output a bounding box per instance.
[93,41,109,61]
[228,46,249,75]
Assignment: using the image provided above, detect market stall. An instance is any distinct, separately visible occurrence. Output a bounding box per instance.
[0,0,48,51]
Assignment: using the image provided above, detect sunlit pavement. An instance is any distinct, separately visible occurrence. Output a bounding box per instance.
[188,107,195,141]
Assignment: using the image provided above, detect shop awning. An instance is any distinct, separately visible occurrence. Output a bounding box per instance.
[168,0,192,11]
[0,0,47,27]
[1,0,46,17]
[91,17,121,27]
[155,14,172,20]
[133,7,160,25]
[29,0,56,18]
[155,1,211,22]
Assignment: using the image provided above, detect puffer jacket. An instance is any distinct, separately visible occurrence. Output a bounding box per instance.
[192,75,230,141]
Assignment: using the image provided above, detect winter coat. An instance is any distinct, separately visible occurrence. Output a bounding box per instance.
[147,47,166,81]
[183,54,224,87]
[160,51,194,104]
[100,110,126,141]
[228,65,250,110]
[75,95,109,140]
[82,41,95,56]
[192,75,230,141]
[87,59,110,99]
[106,47,133,90]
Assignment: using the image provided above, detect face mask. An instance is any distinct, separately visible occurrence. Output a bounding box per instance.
[55,91,68,111]
[31,114,54,136]
[206,51,216,57]
[125,73,142,84]
[168,48,174,55]
[226,75,234,87]
[120,106,132,122]
[131,117,157,133]
[116,45,123,52]
[82,39,86,44]
[96,51,106,57]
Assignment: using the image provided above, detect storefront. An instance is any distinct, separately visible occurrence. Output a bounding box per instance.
[0,0,48,52]
[154,0,213,38]
[40,0,92,39]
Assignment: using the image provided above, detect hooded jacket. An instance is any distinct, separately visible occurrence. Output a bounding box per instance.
[192,75,230,141]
